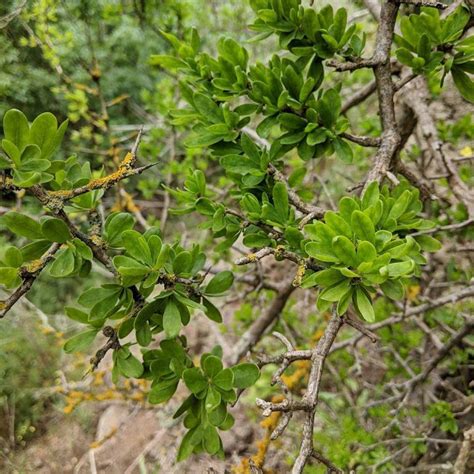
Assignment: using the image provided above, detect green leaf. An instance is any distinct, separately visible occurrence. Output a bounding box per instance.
[3,109,29,151]
[243,233,272,248]
[361,181,380,210]
[2,211,43,240]
[183,367,208,394]
[29,112,58,158]
[72,238,93,261]
[388,190,412,221]
[177,429,197,462]
[380,260,415,277]
[41,217,71,243]
[12,169,43,187]
[63,328,98,353]
[337,288,353,315]
[213,368,234,391]
[65,307,89,324]
[319,279,351,302]
[113,256,149,279]
[205,386,222,412]
[122,230,152,265]
[136,321,152,346]
[396,47,415,67]
[333,138,353,163]
[354,287,375,322]
[193,92,223,123]
[338,196,359,224]
[116,351,144,378]
[351,210,375,243]
[282,64,303,99]
[4,246,23,267]
[332,7,347,42]
[375,230,392,250]
[414,235,442,252]
[357,241,377,263]
[205,271,234,295]
[163,299,182,338]
[332,235,357,267]
[203,425,221,455]
[305,241,338,262]
[49,247,75,277]
[272,182,289,221]
[20,143,41,163]
[0,142,16,167]
[173,251,192,275]
[148,378,179,404]
[380,279,405,300]
[325,211,352,239]
[20,240,51,261]
[149,54,188,69]
[202,297,223,323]
[203,355,223,378]
[0,267,19,287]
[104,212,135,247]
[301,268,344,289]
[231,363,260,389]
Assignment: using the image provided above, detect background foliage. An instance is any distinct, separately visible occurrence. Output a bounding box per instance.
[0,0,473,473]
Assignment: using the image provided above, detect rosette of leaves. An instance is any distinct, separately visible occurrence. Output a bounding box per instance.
[0,109,68,187]
[165,170,244,252]
[151,7,358,162]
[240,181,306,251]
[247,55,353,161]
[395,5,474,102]
[144,346,259,460]
[0,211,93,287]
[249,1,364,59]
[301,181,441,322]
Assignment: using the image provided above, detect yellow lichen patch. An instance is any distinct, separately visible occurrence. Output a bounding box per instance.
[48,189,76,198]
[93,370,106,386]
[61,372,150,416]
[50,151,137,200]
[281,360,311,388]
[120,152,134,169]
[407,284,420,302]
[25,259,44,273]
[90,235,105,247]
[122,190,140,213]
[292,262,306,287]
[460,145,472,157]
[246,253,257,262]
[311,329,325,343]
